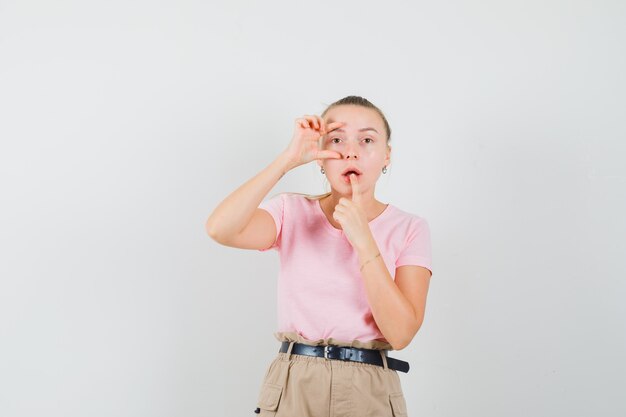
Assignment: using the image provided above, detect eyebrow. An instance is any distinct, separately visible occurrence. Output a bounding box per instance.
[329,127,379,134]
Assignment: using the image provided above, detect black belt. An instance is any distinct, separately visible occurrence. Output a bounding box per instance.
[279,341,410,373]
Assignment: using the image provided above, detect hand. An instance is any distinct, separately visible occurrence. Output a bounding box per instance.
[332,173,373,250]
[282,115,344,170]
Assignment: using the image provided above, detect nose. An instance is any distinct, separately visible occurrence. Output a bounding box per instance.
[345,143,358,159]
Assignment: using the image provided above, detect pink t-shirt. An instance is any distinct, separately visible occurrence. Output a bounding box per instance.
[258,192,432,345]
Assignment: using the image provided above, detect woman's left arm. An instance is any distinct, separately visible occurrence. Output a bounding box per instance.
[357,238,431,350]
[332,174,431,350]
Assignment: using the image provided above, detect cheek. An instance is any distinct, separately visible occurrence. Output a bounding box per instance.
[360,152,384,167]
[361,147,383,159]
[324,159,344,171]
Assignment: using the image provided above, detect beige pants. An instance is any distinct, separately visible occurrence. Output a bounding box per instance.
[255,332,408,417]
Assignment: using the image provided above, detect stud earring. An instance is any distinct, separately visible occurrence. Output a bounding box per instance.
[320,167,325,174]
[382,166,387,174]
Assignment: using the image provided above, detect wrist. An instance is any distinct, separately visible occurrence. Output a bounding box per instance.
[356,236,379,261]
[276,152,297,174]
[359,251,381,271]
[274,153,296,176]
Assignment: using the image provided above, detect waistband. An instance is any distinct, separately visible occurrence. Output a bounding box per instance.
[279,341,410,373]
[273,331,394,350]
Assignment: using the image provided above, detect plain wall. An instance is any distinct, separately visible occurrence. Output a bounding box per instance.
[1,1,624,416]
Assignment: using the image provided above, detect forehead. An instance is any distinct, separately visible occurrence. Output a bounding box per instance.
[324,105,383,131]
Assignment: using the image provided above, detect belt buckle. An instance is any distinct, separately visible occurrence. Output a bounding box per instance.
[324,345,331,360]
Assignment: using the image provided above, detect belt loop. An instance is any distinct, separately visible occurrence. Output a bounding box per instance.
[380,350,389,370]
[282,341,295,362]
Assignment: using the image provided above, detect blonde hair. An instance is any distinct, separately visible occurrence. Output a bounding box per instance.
[286,191,332,201]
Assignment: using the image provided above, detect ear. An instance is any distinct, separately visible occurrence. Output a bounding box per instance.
[385,145,392,166]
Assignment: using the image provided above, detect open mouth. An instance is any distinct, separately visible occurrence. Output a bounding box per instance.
[341,167,362,177]
[341,167,362,183]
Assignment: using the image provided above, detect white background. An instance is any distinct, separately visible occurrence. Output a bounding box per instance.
[1,1,625,416]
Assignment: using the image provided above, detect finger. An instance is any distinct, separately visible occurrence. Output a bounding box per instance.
[316,150,342,160]
[349,173,361,203]
[333,205,346,221]
[314,115,324,133]
[317,116,326,134]
[296,117,310,129]
[299,116,314,130]
[325,121,347,134]
[303,115,320,130]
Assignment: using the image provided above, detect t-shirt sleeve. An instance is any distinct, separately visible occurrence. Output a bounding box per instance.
[257,193,284,252]
[395,217,432,276]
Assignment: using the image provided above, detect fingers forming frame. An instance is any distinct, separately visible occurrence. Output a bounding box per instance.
[296,115,346,135]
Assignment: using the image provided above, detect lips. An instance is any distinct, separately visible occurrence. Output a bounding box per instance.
[341,166,362,176]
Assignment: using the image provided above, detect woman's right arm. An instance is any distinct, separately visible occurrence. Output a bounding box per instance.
[204,151,293,246]
[205,115,344,249]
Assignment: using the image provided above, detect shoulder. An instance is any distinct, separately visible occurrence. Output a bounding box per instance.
[263,192,304,203]
[381,205,431,247]
[281,192,312,205]
[385,204,430,229]
[266,192,318,212]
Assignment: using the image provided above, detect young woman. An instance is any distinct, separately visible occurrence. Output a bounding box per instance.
[206,95,432,417]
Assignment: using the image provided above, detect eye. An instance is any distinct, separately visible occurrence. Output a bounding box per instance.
[363,138,373,143]
[331,138,341,143]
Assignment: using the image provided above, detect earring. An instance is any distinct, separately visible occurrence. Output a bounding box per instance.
[382,166,387,174]
[320,167,325,174]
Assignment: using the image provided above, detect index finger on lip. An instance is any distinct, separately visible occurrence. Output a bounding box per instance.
[350,173,359,196]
